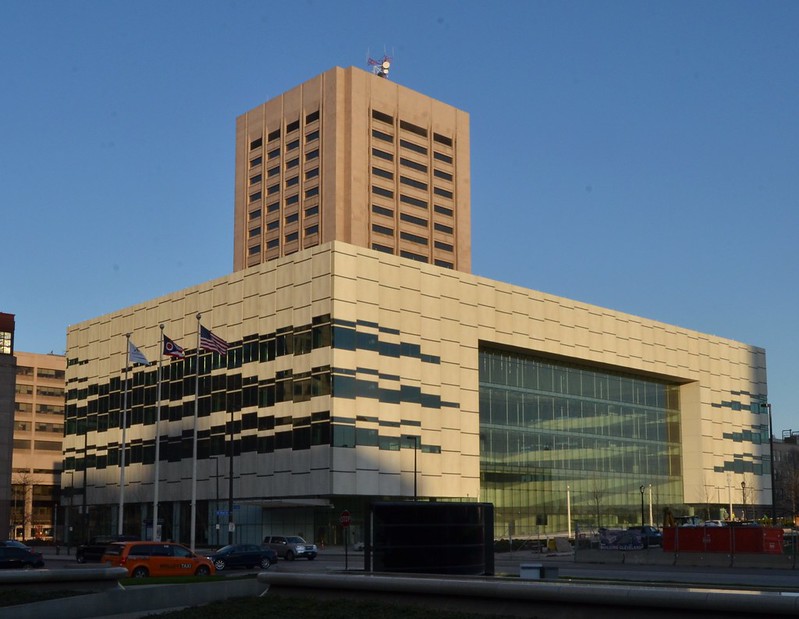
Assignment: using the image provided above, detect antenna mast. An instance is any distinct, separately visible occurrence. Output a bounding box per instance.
[367,54,392,79]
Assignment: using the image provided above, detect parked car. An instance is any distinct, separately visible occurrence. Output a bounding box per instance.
[0,546,44,569]
[76,534,139,563]
[101,541,215,578]
[0,540,31,551]
[206,543,277,571]
[263,535,317,560]
[627,525,663,547]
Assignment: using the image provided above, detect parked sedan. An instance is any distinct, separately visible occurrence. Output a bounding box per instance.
[206,544,277,571]
[0,546,45,569]
[0,540,31,551]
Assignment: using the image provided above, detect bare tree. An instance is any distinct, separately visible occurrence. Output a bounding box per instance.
[11,472,38,540]
[589,476,606,528]
[777,450,799,524]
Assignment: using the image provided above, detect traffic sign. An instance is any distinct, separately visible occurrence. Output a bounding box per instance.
[340,510,351,527]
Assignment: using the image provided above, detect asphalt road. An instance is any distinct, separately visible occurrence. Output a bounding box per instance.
[38,547,799,592]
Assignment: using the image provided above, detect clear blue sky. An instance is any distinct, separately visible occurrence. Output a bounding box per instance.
[2,1,797,430]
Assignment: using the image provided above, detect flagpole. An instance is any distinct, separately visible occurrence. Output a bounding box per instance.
[153,325,164,541]
[190,313,201,552]
[119,333,130,536]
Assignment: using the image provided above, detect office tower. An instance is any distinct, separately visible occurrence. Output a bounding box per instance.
[233,66,471,273]
[12,351,65,540]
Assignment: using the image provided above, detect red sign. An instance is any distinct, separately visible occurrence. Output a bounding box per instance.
[340,510,351,527]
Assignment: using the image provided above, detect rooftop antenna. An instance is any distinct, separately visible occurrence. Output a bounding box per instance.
[367,53,392,79]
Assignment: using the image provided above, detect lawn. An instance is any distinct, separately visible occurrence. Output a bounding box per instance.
[144,594,508,619]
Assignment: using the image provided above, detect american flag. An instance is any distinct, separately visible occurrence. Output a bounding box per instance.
[199,325,228,356]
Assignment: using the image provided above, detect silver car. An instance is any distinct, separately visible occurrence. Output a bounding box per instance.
[262,535,317,560]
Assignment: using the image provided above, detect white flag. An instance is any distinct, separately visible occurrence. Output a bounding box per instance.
[128,339,149,365]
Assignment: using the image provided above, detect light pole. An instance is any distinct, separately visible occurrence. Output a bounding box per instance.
[404,435,419,501]
[210,456,221,547]
[639,485,645,527]
[741,481,747,521]
[65,470,74,550]
[761,402,777,524]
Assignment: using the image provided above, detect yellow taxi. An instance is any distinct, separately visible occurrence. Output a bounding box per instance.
[101,541,215,578]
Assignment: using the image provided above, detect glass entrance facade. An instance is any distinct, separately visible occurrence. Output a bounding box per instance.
[479,348,683,538]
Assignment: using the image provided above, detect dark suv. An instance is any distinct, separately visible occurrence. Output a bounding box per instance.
[76,535,139,563]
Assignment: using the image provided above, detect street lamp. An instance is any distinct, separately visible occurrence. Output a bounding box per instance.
[761,402,777,525]
[404,435,419,501]
[741,481,747,521]
[639,485,645,527]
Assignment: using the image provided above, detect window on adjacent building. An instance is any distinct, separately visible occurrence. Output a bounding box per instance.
[372,129,393,142]
[434,187,453,199]
[268,129,281,141]
[400,120,427,137]
[400,213,427,227]
[305,110,320,124]
[372,186,394,199]
[400,157,427,172]
[400,194,428,209]
[400,139,427,155]
[372,167,394,180]
[400,231,428,245]
[433,132,453,146]
[372,148,394,162]
[286,119,300,133]
[400,176,427,191]
[400,250,428,263]
[372,224,393,236]
[372,109,394,124]
[372,204,393,217]
[250,137,262,150]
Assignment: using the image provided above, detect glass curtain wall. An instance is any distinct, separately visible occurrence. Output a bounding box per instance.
[479,348,683,539]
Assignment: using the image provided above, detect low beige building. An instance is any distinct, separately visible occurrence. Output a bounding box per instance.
[63,242,767,543]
